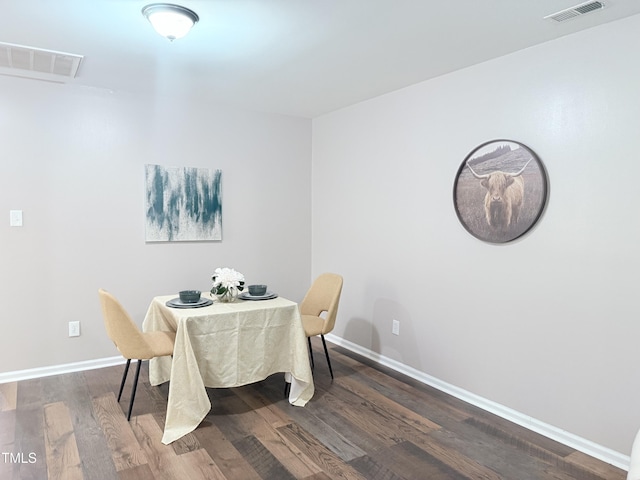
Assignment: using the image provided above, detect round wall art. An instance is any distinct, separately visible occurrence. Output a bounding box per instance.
[453,140,548,244]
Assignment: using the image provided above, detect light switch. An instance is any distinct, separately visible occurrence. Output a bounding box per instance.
[9,210,23,227]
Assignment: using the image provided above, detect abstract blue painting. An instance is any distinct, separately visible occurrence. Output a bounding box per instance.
[145,164,222,242]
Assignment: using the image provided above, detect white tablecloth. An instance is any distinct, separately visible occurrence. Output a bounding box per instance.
[142,294,314,444]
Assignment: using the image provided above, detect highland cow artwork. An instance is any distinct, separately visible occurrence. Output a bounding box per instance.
[453,140,547,243]
[145,164,222,242]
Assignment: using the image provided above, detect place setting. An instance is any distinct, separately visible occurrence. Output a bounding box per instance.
[166,290,213,309]
[239,284,278,301]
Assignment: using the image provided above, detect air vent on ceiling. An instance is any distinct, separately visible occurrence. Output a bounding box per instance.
[0,42,83,83]
[544,1,605,22]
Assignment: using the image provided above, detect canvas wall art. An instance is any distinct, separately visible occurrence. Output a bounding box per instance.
[453,140,548,244]
[145,164,222,242]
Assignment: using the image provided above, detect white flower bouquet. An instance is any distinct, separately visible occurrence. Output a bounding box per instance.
[211,267,245,302]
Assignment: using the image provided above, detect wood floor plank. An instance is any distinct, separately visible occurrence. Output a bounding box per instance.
[427,420,587,480]
[117,463,156,480]
[13,378,47,480]
[277,422,367,480]
[168,430,201,456]
[259,379,367,462]
[0,456,12,480]
[313,383,406,447]
[302,394,392,454]
[0,409,15,451]
[231,381,293,429]
[173,448,228,480]
[302,473,333,480]
[0,382,17,411]
[218,392,323,478]
[15,377,45,409]
[346,452,407,480]
[406,430,503,480]
[233,434,297,480]
[0,410,16,480]
[324,378,504,480]
[206,398,254,443]
[331,349,473,427]
[462,416,608,480]
[465,409,576,458]
[193,420,262,480]
[334,373,441,432]
[565,450,626,479]
[318,370,504,480]
[92,393,147,472]
[41,372,120,480]
[43,401,83,480]
[130,414,193,480]
[254,426,322,479]
[352,440,470,480]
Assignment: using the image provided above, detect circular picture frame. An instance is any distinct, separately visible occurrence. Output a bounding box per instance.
[453,140,548,244]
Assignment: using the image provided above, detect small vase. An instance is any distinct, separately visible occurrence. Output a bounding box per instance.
[214,289,238,303]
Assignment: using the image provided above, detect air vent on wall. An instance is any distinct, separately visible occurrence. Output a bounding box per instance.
[0,42,83,83]
[544,1,605,22]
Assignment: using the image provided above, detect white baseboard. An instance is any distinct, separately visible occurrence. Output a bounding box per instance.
[0,356,126,384]
[326,333,630,471]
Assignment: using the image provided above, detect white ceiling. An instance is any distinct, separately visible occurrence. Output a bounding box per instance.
[2,0,640,118]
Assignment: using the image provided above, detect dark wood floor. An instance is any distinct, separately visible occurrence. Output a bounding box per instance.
[0,340,627,480]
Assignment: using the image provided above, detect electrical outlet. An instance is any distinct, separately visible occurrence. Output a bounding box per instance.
[392,319,400,336]
[69,321,80,337]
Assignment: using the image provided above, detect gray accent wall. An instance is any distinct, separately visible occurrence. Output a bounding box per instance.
[311,14,640,455]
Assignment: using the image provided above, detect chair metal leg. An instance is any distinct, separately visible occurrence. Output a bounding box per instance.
[307,336,314,369]
[321,335,334,379]
[284,381,291,398]
[118,359,131,402]
[126,360,142,421]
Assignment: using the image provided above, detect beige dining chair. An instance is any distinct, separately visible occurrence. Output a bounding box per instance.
[98,288,175,420]
[300,273,343,380]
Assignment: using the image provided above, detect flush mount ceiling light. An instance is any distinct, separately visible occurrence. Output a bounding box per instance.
[142,3,199,41]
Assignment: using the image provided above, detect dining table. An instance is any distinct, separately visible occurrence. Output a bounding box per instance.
[142,292,314,444]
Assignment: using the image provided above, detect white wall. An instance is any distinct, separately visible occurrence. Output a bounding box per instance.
[0,78,312,374]
[312,14,640,455]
